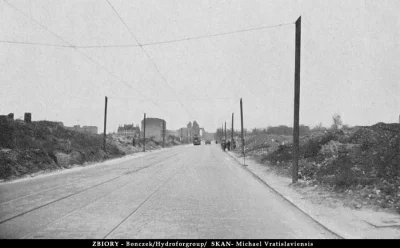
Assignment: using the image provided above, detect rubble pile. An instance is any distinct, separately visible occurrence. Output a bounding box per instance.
[0,120,124,180]
[244,133,292,157]
[109,135,180,155]
[240,122,400,212]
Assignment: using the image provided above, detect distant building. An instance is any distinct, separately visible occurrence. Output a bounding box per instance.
[65,125,98,134]
[141,118,166,142]
[117,124,140,137]
[177,127,189,142]
[192,121,200,136]
[178,121,207,142]
[167,129,179,137]
[81,126,98,134]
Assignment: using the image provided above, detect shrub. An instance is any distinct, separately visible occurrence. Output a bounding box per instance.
[261,144,292,164]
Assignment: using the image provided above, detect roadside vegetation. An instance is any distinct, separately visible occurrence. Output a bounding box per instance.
[0,120,182,181]
[232,115,400,213]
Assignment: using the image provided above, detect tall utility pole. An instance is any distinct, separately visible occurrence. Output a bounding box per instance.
[292,16,301,183]
[103,96,108,152]
[224,121,226,141]
[162,120,165,148]
[231,113,234,150]
[240,98,245,157]
[143,113,146,152]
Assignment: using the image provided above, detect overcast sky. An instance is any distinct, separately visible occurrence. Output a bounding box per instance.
[0,0,399,133]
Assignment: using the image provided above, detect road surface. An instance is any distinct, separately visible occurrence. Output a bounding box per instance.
[0,143,338,239]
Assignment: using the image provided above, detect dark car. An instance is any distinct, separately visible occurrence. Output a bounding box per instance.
[205,140,211,144]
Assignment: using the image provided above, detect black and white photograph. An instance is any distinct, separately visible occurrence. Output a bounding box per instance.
[0,0,399,241]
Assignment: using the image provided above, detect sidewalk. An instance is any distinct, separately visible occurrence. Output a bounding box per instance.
[226,151,400,239]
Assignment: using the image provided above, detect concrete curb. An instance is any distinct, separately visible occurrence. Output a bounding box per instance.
[224,151,345,239]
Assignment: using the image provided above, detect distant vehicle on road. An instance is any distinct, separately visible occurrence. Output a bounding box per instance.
[193,134,201,145]
[205,140,211,145]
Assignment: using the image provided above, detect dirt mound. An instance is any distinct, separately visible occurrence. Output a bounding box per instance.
[349,122,400,145]
[0,119,184,181]
[260,131,343,163]
[0,120,124,180]
[244,133,292,157]
[0,148,60,179]
[109,135,182,155]
[242,122,400,212]
[348,123,400,181]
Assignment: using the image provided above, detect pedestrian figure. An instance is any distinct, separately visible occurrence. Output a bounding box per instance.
[226,140,231,151]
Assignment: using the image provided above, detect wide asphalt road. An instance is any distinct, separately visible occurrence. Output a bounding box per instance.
[0,143,338,239]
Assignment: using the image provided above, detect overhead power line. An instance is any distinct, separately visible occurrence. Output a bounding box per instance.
[3,0,295,119]
[104,0,194,119]
[0,40,69,47]
[140,22,295,47]
[74,44,140,48]
[0,22,294,48]
[75,21,294,48]
[108,96,237,102]
[2,0,170,114]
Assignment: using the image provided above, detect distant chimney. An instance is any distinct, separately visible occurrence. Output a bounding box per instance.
[24,113,31,123]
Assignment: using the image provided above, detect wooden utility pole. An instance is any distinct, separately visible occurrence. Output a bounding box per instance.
[162,120,165,148]
[240,98,246,165]
[231,113,234,150]
[222,123,223,141]
[103,96,108,152]
[240,98,245,157]
[143,113,146,152]
[292,16,301,183]
[224,121,226,141]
